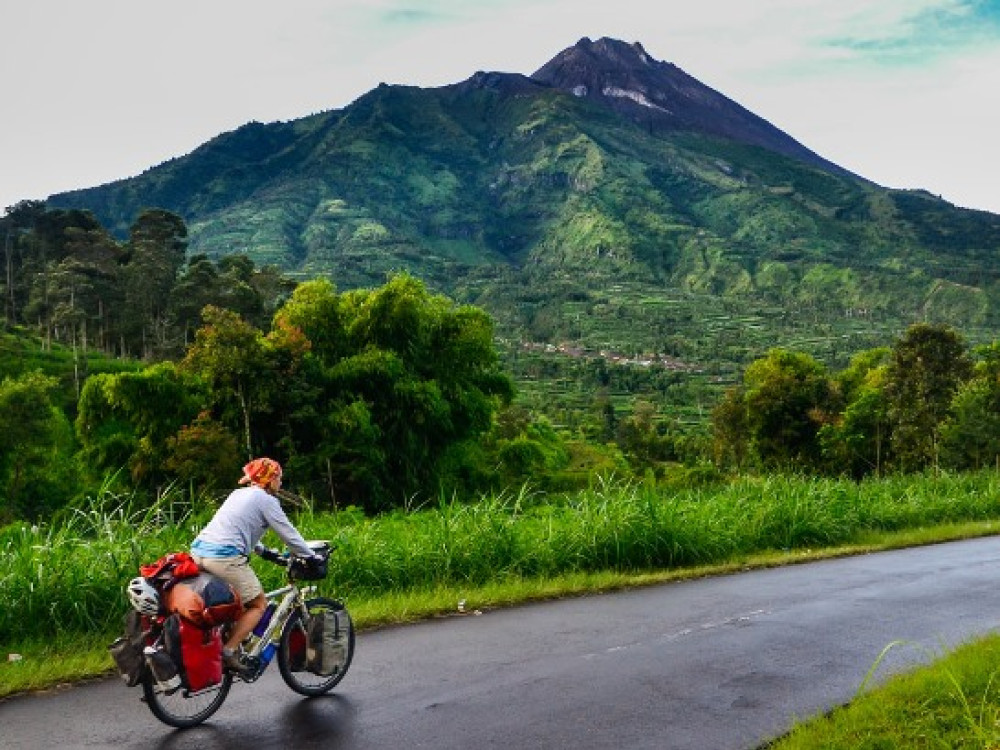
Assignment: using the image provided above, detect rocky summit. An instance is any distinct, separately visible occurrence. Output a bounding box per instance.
[531,37,845,173]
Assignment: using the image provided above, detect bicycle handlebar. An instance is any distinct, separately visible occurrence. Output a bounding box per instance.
[255,546,289,565]
[254,540,333,566]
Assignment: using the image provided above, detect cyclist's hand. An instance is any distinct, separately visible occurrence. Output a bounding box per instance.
[254,545,287,564]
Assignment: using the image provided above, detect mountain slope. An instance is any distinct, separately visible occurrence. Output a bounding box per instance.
[46,37,1000,370]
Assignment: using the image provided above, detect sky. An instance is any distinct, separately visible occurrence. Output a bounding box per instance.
[2,0,1000,215]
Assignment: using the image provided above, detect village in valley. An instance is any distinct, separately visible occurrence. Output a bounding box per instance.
[519,340,699,372]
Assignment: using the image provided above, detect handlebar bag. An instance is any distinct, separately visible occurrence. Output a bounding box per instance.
[289,552,329,581]
[163,614,223,692]
[164,572,243,629]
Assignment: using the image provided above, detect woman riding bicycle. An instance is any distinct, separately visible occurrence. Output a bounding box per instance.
[190,457,317,674]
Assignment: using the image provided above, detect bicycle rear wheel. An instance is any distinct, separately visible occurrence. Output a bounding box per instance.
[277,596,354,696]
[142,673,232,728]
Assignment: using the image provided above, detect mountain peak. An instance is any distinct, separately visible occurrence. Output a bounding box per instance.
[532,37,663,98]
[573,36,654,67]
[532,37,846,174]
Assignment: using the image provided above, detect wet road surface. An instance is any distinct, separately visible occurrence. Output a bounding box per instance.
[4,536,1000,749]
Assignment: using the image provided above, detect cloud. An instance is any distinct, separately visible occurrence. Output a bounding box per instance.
[822,0,1000,66]
[381,8,452,26]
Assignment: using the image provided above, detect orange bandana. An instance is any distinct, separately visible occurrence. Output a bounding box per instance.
[239,457,282,487]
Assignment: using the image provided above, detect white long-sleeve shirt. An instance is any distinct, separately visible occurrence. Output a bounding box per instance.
[193,486,314,558]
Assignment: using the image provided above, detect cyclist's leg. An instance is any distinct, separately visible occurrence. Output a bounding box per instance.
[226,592,267,649]
[193,555,266,650]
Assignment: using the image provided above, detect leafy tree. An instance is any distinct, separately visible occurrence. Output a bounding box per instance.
[1,200,46,325]
[212,255,295,329]
[179,305,271,458]
[939,342,1000,470]
[168,252,298,354]
[168,254,223,346]
[885,323,972,472]
[615,399,675,473]
[0,371,79,520]
[575,389,616,443]
[5,207,300,361]
[18,209,119,351]
[496,437,549,481]
[818,350,891,477]
[75,362,202,488]
[165,411,242,491]
[272,274,514,510]
[483,407,569,489]
[711,385,750,471]
[55,224,124,352]
[271,278,347,362]
[245,263,297,325]
[835,347,892,403]
[939,379,1000,471]
[742,349,836,470]
[121,209,187,357]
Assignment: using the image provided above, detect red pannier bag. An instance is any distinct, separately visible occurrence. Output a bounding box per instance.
[163,614,223,692]
[163,572,243,629]
[285,626,307,671]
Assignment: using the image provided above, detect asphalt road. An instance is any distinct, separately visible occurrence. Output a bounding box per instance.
[4,536,1000,750]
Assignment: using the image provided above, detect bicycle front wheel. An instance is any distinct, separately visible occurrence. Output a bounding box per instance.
[277,596,354,696]
[142,673,232,728]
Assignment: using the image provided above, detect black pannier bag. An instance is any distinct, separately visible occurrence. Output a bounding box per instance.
[109,610,148,687]
[306,604,349,676]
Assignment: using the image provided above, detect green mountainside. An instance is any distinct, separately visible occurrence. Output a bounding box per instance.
[47,37,1000,403]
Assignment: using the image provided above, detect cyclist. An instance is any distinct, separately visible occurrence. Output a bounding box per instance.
[190,457,316,674]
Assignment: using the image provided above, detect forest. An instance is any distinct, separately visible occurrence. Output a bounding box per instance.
[2,203,1000,523]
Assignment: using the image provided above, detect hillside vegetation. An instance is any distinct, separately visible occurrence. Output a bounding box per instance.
[43,40,1000,381]
[2,37,998,521]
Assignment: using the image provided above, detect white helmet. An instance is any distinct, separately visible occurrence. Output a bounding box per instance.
[127,576,160,615]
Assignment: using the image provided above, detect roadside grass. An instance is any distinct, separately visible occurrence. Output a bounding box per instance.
[765,635,1000,749]
[1,633,114,697]
[2,516,998,700]
[3,470,1000,716]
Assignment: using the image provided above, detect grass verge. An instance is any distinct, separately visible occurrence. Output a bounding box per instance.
[2,517,997,701]
[764,634,1000,749]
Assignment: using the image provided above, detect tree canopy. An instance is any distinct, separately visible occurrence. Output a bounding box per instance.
[272,275,515,510]
[71,274,514,512]
[712,324,983,477]
[885,323,972,472]
[0,371,77,520]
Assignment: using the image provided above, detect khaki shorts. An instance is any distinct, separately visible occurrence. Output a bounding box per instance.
[192,555,263,604]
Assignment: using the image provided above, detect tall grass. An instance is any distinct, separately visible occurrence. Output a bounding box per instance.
[3,471,1000,646]
[0,487,208,645]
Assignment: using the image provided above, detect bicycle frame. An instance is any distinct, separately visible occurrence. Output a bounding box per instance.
[240,581,317,675]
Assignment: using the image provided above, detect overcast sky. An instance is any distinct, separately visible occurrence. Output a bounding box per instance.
[2,0,999,215]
